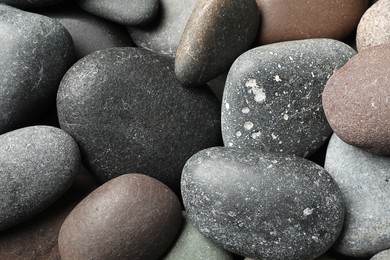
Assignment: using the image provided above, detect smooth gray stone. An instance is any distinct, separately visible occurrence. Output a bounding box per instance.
[0,7,74,134]
[221,39,356,157]
[325,134,390,257]
[181,147,345,260]
[77,0,159,26]
[163,212,234,260]
[39,3,134,59]
[0,126,80,231]
[57,47,221,195]
[128,0,197,57]
[0,0,66,9]
[371,249,390,260]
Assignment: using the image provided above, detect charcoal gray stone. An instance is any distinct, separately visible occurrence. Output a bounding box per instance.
[0,126,80,231]
[77,0,159,26]
[221,39,356,157]
[0,7,74,134]
[128,0,197,57]
[57,47,221,195]
[0,0,66,9]
[325,134,390,257]
[181,147,345,260]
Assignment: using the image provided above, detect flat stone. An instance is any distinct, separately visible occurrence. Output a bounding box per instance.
[371,249,390,260]
[222,39,356,157]
[57,47,221,195]
[59,173,182,260]
[0,126,81,231]
[39,2,134,59]
[0,6,74,134]
[181,147,345,260]
[77,0,159,26]
[255,0,368,44]
[0,0,66,9]
[163,212,234,260]
[325,134,390,257]
[128,0,197,57]
[356,0,390,51]
[175,0,259,86]
[323,44,390,155]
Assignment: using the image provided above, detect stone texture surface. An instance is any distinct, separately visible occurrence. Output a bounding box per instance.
[0,126,81,231]
[163,212,234,260]
[175,0,259,86]
[356,0,390,52]
[222,39,355,157]
[59,174,182,260]
[77,0,159,26]
[128,0,197,57]
[325,134,390,257]
[0,0,66,9]
[255,0,369,45]
[0,173,98,260]
[323,44,390,155]
[0,6,74,135]
[182,147,345,260]
[57,47,221,195]
[39,2,134,59]
[371,249,390,260]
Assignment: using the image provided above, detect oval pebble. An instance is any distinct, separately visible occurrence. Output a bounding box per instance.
[181,147,345,260]
[58,173,182,260]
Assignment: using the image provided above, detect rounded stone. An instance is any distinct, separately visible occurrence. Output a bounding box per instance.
[371,249,390,260]
[57,47,221,195]
[0,126,81,231]
[356,0,390,52]
[181,147,345,260]
[175,0,259,86]
[162,212,234,260]
[255,0,369,45]
[77,0,159,26]
[222,39,356,157]
[322,44,390,155]
[325,134,390,257]
[58,173,182,260]
[0,6,74,135]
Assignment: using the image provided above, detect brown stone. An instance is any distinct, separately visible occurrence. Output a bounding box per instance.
[356,0,390,52]
[255,0,369,45]
[58,173,182,260]
[322,44,390,155]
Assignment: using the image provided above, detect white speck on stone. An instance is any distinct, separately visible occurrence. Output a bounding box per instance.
[274,75,282,82]
[241,107,250,114]
[271,133,277,139]
[303,208,313,216]
[311,72,315,78]
[289,56,293,61]
[275,92,279,96]
[228,142,233,147]
[225,103,230,109]
[227,211,236,217]
[312,236,319,242]
[269,51,274,55]
[251,131,261,139]
[245,78,257,88]
[245,79,266,103]
[244,122,254,130]
[283,113,289,120]
[236,131,242,137]
[278,141,283,144]
[272,160,278,164]
[277,64,281,69]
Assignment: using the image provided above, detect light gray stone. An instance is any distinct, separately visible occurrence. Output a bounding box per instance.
[371,248,390,260]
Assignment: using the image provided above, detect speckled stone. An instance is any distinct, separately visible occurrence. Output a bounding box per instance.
[163,212,234,260]
[175,0,259,86]
[0,6,74,135]
[0,126,80,231]
[39,3,134,59]
[0,0,66,9]
[128,0,197,57]
[59,174,182,260]
[371,249,390,260]
[222,39,356,157]
[57,47,221,195]
[181,147,345,260]
[325,134,390,257]
[245,255,336,260]
[356,0,390,52]
[255,0,368,45]
[323,44,390,155]
[77,0,159,26]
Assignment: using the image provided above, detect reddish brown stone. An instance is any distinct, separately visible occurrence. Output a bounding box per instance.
[322,44,390,155]
[255,0,369,45]
[58,173,182,260]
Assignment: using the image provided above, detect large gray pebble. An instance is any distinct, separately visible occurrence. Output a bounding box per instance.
[182,147,345,260]
[0,126,80,231]
[221,39,355,157]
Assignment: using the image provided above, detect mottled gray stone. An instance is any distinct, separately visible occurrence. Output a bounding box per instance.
[371,249,390,260]
[325,134,390,257]
[0,0,65,9]
[39,3,134,59]
[163,212,234,260]
[57,47,221,195]
[0,126,80,231]
[128,0,197,57]
[221,39,356,157]
[0,7,74,134]
[182,147,345,260]
[77,0,159,26]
